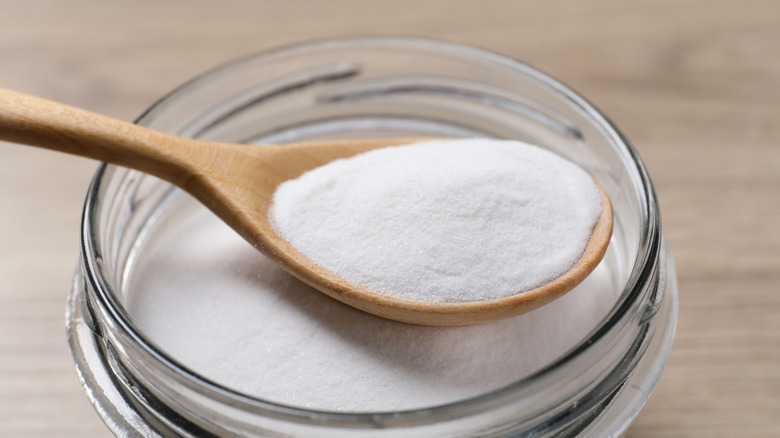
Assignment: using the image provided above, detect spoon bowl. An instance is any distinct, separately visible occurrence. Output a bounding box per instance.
[0,88,612,325]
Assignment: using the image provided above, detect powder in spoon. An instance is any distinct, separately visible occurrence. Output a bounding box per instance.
[269,139,603,302]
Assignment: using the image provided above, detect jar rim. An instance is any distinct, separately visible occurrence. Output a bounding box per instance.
[79,35,662,424]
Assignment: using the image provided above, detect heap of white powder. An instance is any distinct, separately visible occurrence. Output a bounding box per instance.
[270,139,602,302]
[128,138,617,412]
[129,208,618,412]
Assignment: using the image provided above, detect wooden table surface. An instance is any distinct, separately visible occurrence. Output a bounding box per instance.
[1,1,779,436]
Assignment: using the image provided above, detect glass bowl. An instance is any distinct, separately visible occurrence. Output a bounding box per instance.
[66,36,677,437]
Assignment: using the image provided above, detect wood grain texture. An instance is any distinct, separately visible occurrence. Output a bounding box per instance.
[1,0,779,436]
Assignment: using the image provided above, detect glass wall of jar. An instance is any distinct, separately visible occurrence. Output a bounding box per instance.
[67,37,677,437]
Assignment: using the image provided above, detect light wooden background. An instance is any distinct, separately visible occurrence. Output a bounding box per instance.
[1,1,779,436]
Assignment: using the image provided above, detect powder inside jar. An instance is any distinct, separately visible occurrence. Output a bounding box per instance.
[127,137,617,412]
[128,206,618,412]
[270,138,603,302]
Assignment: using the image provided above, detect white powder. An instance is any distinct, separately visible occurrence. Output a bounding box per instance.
[128,206,618,412]
[270,139,602,302]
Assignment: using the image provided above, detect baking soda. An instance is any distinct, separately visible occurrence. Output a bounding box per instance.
[270,139,602,302]
[128,200,618,412]
[128,139,616,412]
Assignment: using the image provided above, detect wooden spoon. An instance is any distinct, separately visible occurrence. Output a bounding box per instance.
[0,88,612,326]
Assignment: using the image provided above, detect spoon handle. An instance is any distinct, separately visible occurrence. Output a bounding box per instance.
[0,88,198,185]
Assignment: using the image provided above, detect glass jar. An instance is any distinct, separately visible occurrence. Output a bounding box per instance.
[66,36,677,437]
